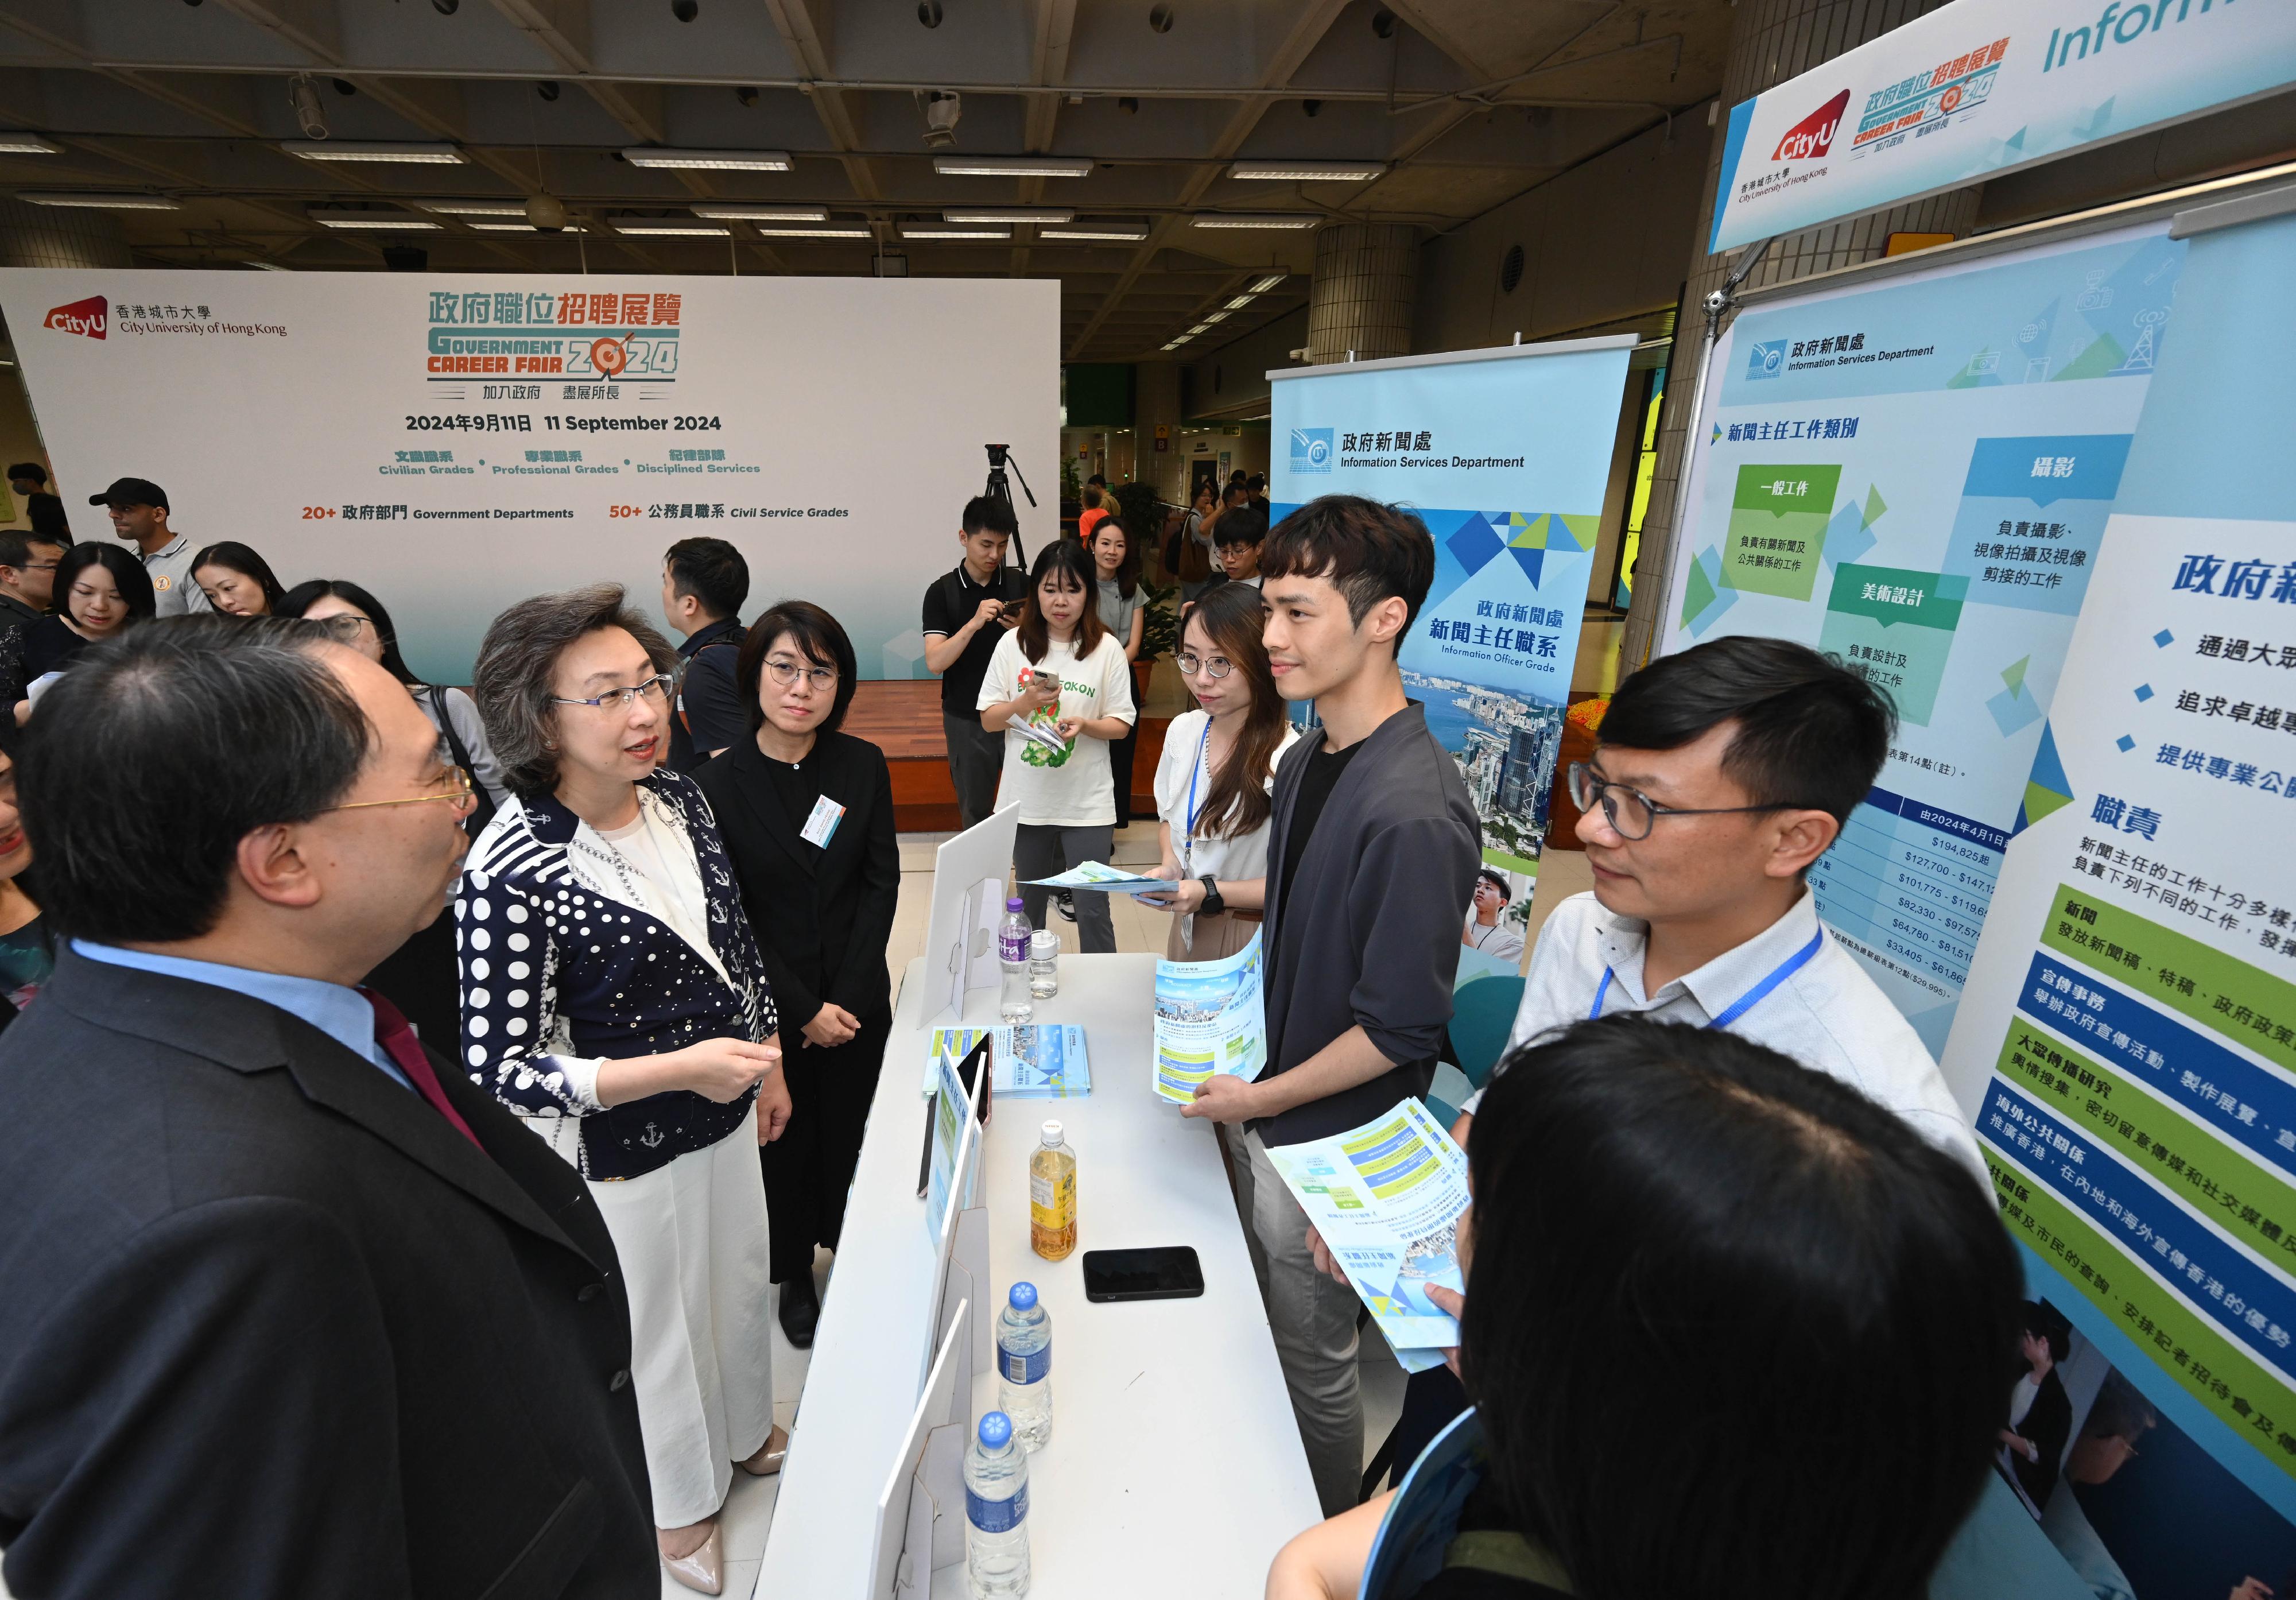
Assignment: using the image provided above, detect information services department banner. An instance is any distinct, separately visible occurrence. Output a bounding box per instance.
[1709,0,2296,253]
[1661,222,2181,1054]
[1932,207,2296,1600]
[0,271,1059,684]
[1270,338,1634,985]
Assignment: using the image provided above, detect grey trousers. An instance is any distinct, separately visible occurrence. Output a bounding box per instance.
[1238,1129,1363,1517]
[943,712,1004,831]
[1013,822,1116,953]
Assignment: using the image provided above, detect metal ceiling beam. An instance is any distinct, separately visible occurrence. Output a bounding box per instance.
[758,0,881,206]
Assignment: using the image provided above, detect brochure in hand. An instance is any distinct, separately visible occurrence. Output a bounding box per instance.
[1263,1097,1469,1370]
[1152,929,1267,1105]
[1022,859,1180,894]
[924,1024,1092,1098]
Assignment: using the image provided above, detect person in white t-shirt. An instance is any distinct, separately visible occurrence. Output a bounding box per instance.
[1140,579,1300,960]
[978,539,1137,953]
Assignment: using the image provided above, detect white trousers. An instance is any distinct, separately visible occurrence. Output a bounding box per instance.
[590,1122,776,1528]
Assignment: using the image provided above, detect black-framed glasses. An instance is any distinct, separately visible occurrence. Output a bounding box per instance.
[1174,651,1234,680]
[763,656,839,691]
[1566,760,1804,842]
[552,673,673,711]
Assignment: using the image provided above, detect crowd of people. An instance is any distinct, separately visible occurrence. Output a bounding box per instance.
[0,475,2033,1600]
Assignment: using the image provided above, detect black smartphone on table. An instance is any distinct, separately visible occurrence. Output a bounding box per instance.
[1082,1246,1205,1303]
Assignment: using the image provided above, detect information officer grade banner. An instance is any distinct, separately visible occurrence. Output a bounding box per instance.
[0,270,1059,684]
[1270,336,1633,987]
[1660,222,2183,1055]
[1708,0,2296,253]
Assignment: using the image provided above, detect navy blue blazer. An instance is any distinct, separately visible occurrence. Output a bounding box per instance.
[457,768,780,1181]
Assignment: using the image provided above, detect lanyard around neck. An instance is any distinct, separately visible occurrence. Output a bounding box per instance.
[1589,926,1825,1029]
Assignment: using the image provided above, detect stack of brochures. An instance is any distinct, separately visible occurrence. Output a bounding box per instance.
[925,1024,1092,1098]
[1152,931,1267,1104]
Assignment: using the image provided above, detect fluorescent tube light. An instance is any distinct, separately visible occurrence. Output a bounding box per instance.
[19,191,180,210]
[1190,213,1318,230]
[1224,294,1255,310]
[932,156,1092,178]
[943,208,1075,223]
[901,224,1010,240]
[1040,224,1149,241]
[0,134,61,156]
[1228,161,1384,183]
[1248,273,1286,292]
[611,217,730,235]
[691,204,829,222]
[753,224,875,238]
[282,141,465,164]
[416,199,528,216]
[309,208,441,229]
[623,148,792,171]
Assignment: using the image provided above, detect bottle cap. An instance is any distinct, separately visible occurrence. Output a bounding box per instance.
[1009,1281,1038,1311]
[1029,929,1058,955]
[1041,1120,1063,1147]
[1006,896,1025,912]
[979,1411,1013,1450]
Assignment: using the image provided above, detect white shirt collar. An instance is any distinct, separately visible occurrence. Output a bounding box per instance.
[1595,888,1822,1020]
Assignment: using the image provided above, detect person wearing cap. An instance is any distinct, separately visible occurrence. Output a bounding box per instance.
[89,478,208,618]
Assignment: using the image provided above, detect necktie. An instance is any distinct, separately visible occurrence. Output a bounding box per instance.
[359,986,486,1153]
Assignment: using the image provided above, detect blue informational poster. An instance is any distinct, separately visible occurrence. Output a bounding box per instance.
[1661,222,2184,1054]
[1270,339,1634,989]
[1932,207,2296,1600]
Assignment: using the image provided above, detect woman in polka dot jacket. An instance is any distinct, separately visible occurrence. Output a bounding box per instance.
[463,584,793,1595]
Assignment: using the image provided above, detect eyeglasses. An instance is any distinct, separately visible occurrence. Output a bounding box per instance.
[14,561,59,574]
[763,656,839,691]
[314,613,379,643]
[1566,761,1805,842]
[1174,652,1235,680]
[327,765,476,815]
[552,674,672,711]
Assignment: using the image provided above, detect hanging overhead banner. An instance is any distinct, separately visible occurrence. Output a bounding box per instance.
[1932,204,2296,1600]
[0,270,1058,684]
[1661,220,2185,1055]
[1270,337,1634,987]
[1708,0,2296,253]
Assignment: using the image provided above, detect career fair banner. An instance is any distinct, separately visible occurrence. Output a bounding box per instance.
[1269,338,1633,987]
[1708,0,2296,253]
[1660,222,2182,1055]
[1933,206,2296,1600]
[0,271,1058,684]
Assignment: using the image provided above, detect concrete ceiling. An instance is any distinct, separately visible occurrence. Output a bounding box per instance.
[0,0,1733,360]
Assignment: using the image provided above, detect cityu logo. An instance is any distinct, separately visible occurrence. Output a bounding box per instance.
[1772,89,1851,161]
[43,295,106,339]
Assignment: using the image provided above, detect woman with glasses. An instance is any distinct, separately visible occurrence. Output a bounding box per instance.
[1139,580,1298,960]
[461,584,792,1595]
[190,541,288,617]
[694,601,898,1350]
[283,579,511,819]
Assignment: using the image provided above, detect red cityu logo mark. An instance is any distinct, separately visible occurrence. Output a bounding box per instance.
[44,295,106,339]
[1773,89,1851,161]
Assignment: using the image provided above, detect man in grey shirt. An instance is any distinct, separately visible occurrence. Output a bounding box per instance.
[90,477,208,618]
[1183,495,1478,1516]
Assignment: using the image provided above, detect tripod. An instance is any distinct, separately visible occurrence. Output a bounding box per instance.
[983,444,1036,568]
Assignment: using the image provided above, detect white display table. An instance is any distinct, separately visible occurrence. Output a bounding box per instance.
[757,953,1321,1599]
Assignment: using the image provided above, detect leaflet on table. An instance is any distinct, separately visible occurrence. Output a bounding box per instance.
[1021,860,1179,894]
[1263,1098,1468,1359]
[922,1025,1092,1098]
[1152,930,1266,1105]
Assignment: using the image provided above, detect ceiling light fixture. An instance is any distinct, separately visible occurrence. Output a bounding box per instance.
[1229,161,1384,182]
[0,134,61,156]
[309,208,441,229]
[1039,226,1151,242]
[611,216,730,235]
[1190,212,1317,230]
[932,156,1092,178]
[1187,323,1212,334]
[1203,311,1230,323]
[416,199,528,215]
[470,221,587,232]
[692,204,829,222]
[289,75,329,140]
[943,208,1074,224]
[1249,273,1286,292]
[901,224,1010,240]
[1224,293,1255,309]
[622,148,792,171]
[282,140,465,164]
[20,191,181,210]
[753,224,875,238]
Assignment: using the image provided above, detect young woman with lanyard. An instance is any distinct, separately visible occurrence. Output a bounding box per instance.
[1139,579,1299,960]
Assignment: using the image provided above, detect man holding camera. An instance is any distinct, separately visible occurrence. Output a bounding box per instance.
[922,495,1027,828]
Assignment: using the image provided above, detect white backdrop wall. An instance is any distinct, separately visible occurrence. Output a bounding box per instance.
[0,270,1060,685]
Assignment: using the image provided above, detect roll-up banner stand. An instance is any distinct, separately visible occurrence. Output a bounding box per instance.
[1269,338,1634,1002]
[0,272,1060,683]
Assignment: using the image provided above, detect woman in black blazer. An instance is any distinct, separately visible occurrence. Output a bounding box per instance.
[695,599,899,1347]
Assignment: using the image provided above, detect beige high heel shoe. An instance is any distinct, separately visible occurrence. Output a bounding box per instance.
[737,1423,790,1477]
[660,1521,724,1595]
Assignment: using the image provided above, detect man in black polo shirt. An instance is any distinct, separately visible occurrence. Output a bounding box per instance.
[661,536,750,772]
[922,496,1027,828]
[1183,495,1478,1516]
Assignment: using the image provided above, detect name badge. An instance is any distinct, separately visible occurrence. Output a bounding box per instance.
[800,794,846,849]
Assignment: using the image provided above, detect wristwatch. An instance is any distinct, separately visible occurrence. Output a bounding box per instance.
[1198,874,1226,916]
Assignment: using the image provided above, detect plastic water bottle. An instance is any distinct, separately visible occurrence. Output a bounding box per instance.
[1028,929,1059,1000]
[998,897,1033,1024]
[996,1282,1053,1452]
[964,1411,1031,1599]
[1030,1122,1077,1262]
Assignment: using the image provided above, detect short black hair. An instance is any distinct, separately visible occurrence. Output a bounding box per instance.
[1211,507,1266,549]
[191,541,289,614]
[962,495,1019,539]
[1476,866,1510,896]
[739,599,858,738]
[20,615,370,944]
[0,529,68,570]
[1465,1017,2018,1600]
[55,542,156,626]
[281,578,424,686]
[1246,472,1266,493]
[664,536,749,622]
[2018,1299,2071,1367]
[1599,634,1895,827]
[7,462,47,486]
[1259,494,1434,635]
[1085,473,1107,487]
